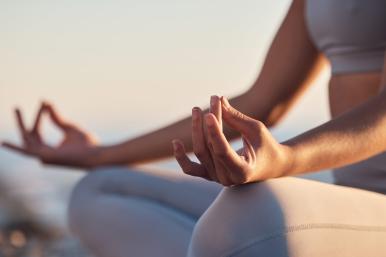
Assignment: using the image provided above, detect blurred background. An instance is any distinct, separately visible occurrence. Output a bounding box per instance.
[0,0,331,256]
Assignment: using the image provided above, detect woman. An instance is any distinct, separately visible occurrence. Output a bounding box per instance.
[3,0,386,256]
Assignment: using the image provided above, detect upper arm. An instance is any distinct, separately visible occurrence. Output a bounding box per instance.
[380,51,386,92]
[246,0,326,126]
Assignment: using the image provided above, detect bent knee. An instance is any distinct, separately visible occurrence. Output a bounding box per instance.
[188,177,335,257]
[188,179,289,256]
[67,168,127,235]
[188,177,386,256]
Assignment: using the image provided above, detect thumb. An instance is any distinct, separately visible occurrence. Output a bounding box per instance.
[221,97,262,138]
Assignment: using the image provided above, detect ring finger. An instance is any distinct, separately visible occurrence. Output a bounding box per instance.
[192,107,217,181]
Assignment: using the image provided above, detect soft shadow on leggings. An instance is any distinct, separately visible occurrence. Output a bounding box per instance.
[187,181,289,257]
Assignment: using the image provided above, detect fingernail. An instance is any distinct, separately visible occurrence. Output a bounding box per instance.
[192,107,199,118]
[222,97,230,107]
[210,95,218,106]
[193,115,199,123]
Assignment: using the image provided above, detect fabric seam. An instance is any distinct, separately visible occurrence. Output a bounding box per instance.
[225,223,386,257]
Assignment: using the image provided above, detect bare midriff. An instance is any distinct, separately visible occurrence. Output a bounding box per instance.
[329,72,382,119]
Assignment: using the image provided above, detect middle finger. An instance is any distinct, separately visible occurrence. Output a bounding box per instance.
[208,95,233,186]
[192,107,217,181]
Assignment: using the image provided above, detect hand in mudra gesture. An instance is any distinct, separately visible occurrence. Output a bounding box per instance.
[2,102,99,168]
[172,96,292,187]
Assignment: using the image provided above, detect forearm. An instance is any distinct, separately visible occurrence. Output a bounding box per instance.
[92,92,272,166]
[89,0,325,168]
[282,89,386,176]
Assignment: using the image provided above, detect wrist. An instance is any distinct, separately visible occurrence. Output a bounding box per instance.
[84,145,111,168]
[255,142,296,181]
[277,142,297,177]
[90,143,139,167]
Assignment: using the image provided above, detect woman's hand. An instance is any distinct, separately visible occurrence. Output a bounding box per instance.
[2,102,100,169]
[172,96,293,186]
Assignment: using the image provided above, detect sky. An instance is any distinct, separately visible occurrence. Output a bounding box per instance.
[0,0,332,226]
[1,0,330,141]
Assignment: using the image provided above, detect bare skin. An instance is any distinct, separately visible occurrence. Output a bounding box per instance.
[2,0,386,186]
[1,0,321,168]
[173,79,386,186]
[329,72,382,117]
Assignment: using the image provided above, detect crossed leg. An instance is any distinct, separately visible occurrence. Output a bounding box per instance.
[188,177,386,257]
[68,167,222,257]
[68,168,386,257]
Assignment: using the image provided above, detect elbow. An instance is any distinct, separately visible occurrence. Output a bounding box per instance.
[233,90,292,129]
[264,116,281,128]
[262,114,282,128]
[253,103,291,129]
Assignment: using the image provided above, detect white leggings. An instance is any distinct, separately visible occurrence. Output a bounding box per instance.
[68,167,386,257]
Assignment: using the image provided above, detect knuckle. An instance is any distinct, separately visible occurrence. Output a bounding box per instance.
[254,119,264,127]
[249,120,263,131]
[233,110,245,120]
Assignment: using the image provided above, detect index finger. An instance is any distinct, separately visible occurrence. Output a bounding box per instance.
[15,108,28,140]
[172,139,212,180]
[210,95,222,129]
[205,114,243,169]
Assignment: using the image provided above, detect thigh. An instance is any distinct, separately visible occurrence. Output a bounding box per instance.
[72,166,223,219]
[68,167,222,257]
[188,177,386,257]
[71,193,195,257]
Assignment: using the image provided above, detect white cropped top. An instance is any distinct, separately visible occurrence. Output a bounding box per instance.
[305,0,386,74]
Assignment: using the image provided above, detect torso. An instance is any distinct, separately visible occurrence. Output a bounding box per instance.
[305,0,386,117]
[305,0,386,193]
[329,72,382,118]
